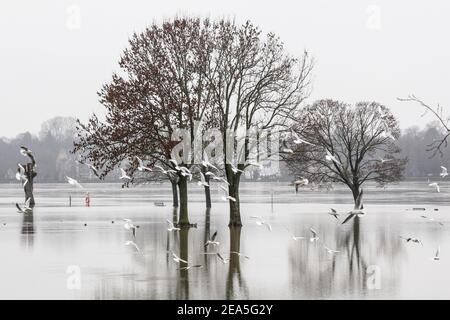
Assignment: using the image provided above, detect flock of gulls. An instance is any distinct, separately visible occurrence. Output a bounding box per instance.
[11,141,446,271]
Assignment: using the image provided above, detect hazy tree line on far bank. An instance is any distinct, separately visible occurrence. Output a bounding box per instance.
[0,117,447,183]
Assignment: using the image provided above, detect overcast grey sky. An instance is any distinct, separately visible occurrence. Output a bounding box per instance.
[1,0,449,137]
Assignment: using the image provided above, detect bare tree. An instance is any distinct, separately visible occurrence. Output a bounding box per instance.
[398,95,450,157]
[202,20,313,226]
[285,100,407,207]
[74,17,215,227]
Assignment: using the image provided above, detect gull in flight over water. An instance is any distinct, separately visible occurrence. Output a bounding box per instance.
[119,168,131,180]
[166,220,180,232]
[169,159,181,171]
[230,163,244,174]
[20,146,33,157]
[440,166,448,178]
[328,208,339,220]
[204,230,220,248]
[281,140,294,154]
[178,264,203,271]
[325,150,341,165]
[400,236,423,245]
[16,164,28,187]
[379,158,392,164]
[179,167,193,181]
[125,240,140,252]
[216,253,229,264]
[433,246,441,261]
[291,130,313,145]
[309,228,320,242]
[251,216,272,232]
[420,215,444,226]
[16,198,32,214]
[197,172,209,187]
[202,155,219,171]
[285,227,305,241]
[220,186,236,202]
[341,189,365,224]
[205,171,229,185]
[136,156,152,172]
[428,182,440,193]
[169,250,188,264]
[154,165,177,176]
[324,246,340,254]
[229,251,250,259]
[66,176,83,189]
[123,219,138,238]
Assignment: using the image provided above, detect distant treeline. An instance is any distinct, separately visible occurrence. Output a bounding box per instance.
[0,117,447,183]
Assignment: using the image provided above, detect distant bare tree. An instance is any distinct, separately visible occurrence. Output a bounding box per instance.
[203,20,313,226]
[285,100,407,207]
[398,95,450,157]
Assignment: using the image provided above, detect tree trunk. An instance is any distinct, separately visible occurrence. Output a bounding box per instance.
[177,227,190,299]
[177,175,190,227]
[171,180,179,208]
[203,173,212,209]
[351,185,363,209]
[226,226,243,299]
[228,176,242,227]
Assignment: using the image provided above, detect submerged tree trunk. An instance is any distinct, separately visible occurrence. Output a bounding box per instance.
[177,175,190,227]
[203,172,212,209]
[351,185,363,209]
[177,227,190,299]
[171,179,179,208]
[228,175,242,227]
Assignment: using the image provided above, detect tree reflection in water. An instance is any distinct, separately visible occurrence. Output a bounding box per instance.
[226,226,249,299]
[21,212,34,249]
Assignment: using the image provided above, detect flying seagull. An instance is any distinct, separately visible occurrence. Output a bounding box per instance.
[66,176,83,189]
[229,251,250,259]
[309,228,320,242]
[325,150,341,165]
[291,130,313,145]
[123,219,137,238]
[170,251,188,264]
[285,227,305,241]
[125,240,140,252]
[136,156,152,172]
[328,208,339,220]
[230,163,244,174]
[20,146,33,157]
[324,246,340,254]
[178,264,203,271]
[429,182,440,193]
[119,168,131,180]
[251,216,272,232]
[166,220,180,232]
[220,186,236,202]
[341,189,365,224]
[400,236,423,245]
[216,252,229,264]
[420,215,444,226]
[202,155,218,171]
[197,172,209,187]
[204,230,220,248]
[154,165,177,176]
[440,166,448,178]
[16,198,32,214]
[433,246,440,261]
[169,159,181,171]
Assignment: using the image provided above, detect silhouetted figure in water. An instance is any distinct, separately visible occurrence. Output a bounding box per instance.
[18,146,37,207]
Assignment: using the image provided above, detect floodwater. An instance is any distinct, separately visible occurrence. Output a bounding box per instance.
[0,180,449,300]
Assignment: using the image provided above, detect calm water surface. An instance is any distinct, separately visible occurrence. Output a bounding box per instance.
[0,181,449,299]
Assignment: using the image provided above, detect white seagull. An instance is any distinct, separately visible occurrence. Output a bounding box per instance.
[204,230,220,248]
[329,208,339,220]
[170,251,188,264]
[324,246,340,254]
[325,150,341,165]
[250,216,272,232]
[440,166,448,178]
[220,186,236,202]
[66,176,83,189]
[154,165,177,176]
[229,251,250,259]
[420,215,444,226]
[136,156,152,172]
[123,219,137,238]
[197,172,209,187]
[429,182,440,193]
[202,155,219,171]
[16,198,32,214]
[178,264,203,271]
[291,130,313,145]
[230,163,244,174]
[125,240,140,252]
[309,228,320,242]
[119,168,131,180]
[399,236,423,245]
[20,146,33,157]
[169,159,181,171]
[166,219,180,232]
[433,246,441,261]
[285,227,305,241]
